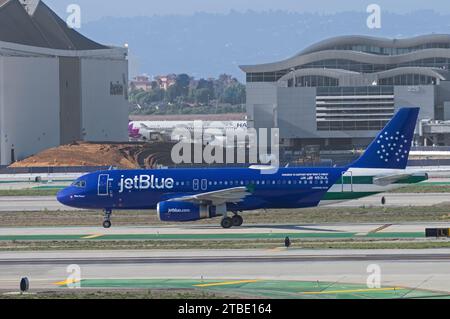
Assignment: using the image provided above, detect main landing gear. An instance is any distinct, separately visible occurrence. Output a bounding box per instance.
[221,213,244,229]
[103,209,112,229]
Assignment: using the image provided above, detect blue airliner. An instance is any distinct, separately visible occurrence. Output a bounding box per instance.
[57,107,427,229]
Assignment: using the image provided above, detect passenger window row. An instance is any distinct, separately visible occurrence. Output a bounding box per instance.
[187,179,329,189]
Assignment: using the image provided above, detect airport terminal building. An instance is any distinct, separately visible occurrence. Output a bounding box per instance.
[0,0,129,165]
[240,35,450,149]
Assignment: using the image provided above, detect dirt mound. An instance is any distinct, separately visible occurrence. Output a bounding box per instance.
[10,141,177,169]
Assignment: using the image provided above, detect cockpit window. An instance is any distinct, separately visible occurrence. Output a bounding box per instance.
[72,180,86,188]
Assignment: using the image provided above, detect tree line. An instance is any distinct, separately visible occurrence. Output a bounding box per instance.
[129,74,246,115]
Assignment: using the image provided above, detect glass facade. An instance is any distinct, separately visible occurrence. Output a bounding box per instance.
[288,75,339,87]
[329,43,450,55]
[302,58,450,74]
[378,74,436,86]
[246,58,450,83]
[246,70,289,82]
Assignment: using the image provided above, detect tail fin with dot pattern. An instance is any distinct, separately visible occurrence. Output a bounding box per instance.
[351,107,419,170]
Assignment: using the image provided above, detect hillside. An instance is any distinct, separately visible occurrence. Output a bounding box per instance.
[82,10,450,79]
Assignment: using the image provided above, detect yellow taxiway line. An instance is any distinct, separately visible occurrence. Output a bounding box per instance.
[194,280,261,288]
[369,224,393,234]
[54,279,81,286]
[82,234,104,239]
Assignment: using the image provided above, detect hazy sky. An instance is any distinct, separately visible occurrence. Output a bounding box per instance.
[44,0,450,22]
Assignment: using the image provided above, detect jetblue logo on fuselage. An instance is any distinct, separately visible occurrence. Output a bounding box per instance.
[118,175,175,193]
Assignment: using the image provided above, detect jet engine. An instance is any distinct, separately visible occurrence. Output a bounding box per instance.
[157,201,218,222]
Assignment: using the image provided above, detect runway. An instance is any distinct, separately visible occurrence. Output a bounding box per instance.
[0,222,447,240]
[0,189,448,298]
[0,225,448,298]
[1,192,450,212]
[0,196,76,212]
[0,249,449,295]
[330,192,450,207]
[2,250,450,265]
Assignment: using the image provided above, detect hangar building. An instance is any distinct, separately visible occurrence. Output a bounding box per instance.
[0,0,128,165]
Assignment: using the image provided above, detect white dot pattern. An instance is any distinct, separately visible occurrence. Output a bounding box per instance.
[376,131,410,163]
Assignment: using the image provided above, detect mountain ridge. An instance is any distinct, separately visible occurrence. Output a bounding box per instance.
[81,10,450,80]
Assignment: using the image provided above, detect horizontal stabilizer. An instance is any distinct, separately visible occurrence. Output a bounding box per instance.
[373,171,428,186]
[373,173,411,186]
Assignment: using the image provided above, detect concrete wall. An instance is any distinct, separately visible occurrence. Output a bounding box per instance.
[80,58,128,142]
[277,87,316,138]
[246,82,277,130]
[437,81,450,120]
[444,101,450,121]
[0,56,59,165]
[0,57,3,163]
[394,85,436,121]
[59,57,82,144]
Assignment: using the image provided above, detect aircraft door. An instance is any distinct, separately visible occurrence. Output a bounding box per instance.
[193,179,199,191]
[98,174,110,196]
[201,179,208,191]
[341,171,353,192]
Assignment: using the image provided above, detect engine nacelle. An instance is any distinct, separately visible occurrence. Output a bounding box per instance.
[157,201,217,222]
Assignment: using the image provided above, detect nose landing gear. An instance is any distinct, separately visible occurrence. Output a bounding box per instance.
[103,209,112,228]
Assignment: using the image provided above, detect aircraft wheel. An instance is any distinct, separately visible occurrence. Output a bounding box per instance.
[232,215,243,227]
[221,217,233,229]
[103,209,112,229]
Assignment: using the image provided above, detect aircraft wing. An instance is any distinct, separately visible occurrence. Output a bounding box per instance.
[140,123,157,131]
[168,187,251,206]
[372,173,413,186]
[139,123,157,133]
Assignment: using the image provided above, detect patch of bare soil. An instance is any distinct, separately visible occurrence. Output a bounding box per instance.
[10,141,177,169]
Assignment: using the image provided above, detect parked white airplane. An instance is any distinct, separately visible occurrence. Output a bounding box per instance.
[129,121,250,146]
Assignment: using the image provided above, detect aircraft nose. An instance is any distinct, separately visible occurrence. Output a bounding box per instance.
[57,189,71,205]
